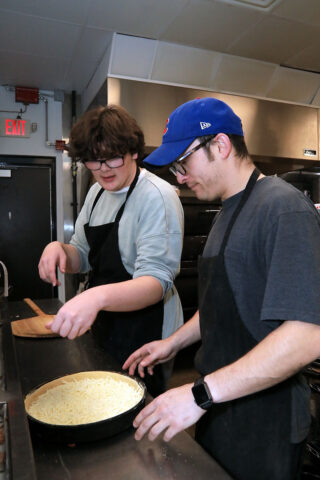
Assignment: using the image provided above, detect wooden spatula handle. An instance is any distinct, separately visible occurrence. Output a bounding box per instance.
[23,298,46,317]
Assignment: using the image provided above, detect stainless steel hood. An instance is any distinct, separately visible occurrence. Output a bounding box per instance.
[104,78,319,175]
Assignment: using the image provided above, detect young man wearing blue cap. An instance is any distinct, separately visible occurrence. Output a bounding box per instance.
[123,97,320,479]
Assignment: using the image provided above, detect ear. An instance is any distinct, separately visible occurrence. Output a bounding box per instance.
[213,134,232,159]
[132,153,138,161]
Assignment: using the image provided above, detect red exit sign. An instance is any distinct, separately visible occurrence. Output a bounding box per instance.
[0,118,31,138]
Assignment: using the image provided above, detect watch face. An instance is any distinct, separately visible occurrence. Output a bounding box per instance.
[194,383,210,404]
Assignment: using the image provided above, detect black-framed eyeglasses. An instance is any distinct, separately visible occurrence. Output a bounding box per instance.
[83,156,124,171]
[169,137,215,177]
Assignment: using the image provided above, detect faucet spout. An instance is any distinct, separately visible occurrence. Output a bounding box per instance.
[0,261,9,297]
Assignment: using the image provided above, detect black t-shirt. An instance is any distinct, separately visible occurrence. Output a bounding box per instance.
[203,175,320,442]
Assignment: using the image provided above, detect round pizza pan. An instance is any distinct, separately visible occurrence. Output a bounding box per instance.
[24,370,146,443]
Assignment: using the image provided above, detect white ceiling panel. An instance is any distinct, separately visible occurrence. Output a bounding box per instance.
[0,0,319,102]
[0,0,91,24]
[110,35,157,78]
[212,55,276,96]
[151,43,220,87]
[0,9,82,59]
[272,0,320,26]
[228,14,320,65]
[63,59,101,93]
[267,67,320,104]
[285,44,320,74]
[311,87,320,107]
[161,0,263,52]
[87,0,188,38]
[72,28,113,63]
[0,50,68,90]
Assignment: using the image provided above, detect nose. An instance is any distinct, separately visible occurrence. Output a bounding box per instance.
[100,161,111,171]
[176,171,188,184]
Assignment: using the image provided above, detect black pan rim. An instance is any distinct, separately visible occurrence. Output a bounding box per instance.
[25,369,146,429]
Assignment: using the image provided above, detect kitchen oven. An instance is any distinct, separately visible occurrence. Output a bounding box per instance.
[280,168,320,204]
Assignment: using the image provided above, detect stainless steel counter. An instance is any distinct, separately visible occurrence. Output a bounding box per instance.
[0,299,233,480]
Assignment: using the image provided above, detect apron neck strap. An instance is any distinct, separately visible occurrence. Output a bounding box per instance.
[114,165,140,222]
[88,187,104,222]
[88,166,140,223]
[219,167,260,256]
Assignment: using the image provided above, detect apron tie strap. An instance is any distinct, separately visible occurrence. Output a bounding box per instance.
[219,167,260,256]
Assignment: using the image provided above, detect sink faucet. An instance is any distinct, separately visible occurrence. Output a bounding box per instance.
[0,262,8,298]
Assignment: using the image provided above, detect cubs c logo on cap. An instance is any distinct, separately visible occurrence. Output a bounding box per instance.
[163,118,169,135]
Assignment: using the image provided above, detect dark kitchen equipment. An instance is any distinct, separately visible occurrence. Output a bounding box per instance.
[25,371,146,443]
[0,156,57,301]
[309,382,320,451]
[304,365,320,378]
[174,195,220,366]
[175,196,220,319]
[301,464,320,479]
[302,366,320,477]
[307,441,320,462]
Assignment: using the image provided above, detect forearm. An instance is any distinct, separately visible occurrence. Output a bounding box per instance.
[169,310,201,352]
[61,243,81,273]
[206,320,320,403]
[89,276,163,312]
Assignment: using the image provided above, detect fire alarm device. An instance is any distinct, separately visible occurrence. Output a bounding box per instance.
[55,140,66,151]
[15,86,39,104]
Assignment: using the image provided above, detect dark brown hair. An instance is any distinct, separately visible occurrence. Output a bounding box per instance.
[68,105,145,162]
[200,133,249,159]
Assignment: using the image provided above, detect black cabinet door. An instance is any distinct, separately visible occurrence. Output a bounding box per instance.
[0,158,56,300]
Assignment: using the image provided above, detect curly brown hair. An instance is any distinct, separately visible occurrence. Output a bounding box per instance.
[68,105,145,162]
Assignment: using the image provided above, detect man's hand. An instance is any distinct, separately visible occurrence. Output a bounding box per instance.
[46,289,100,339]
[133,384,206,442]
[122,337,178,378]
[38,242,67,286]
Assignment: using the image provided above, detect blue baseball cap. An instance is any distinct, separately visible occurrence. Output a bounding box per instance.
[144,97,244,167]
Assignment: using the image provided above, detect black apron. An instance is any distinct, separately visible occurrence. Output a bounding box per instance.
[194,169,300,480]
[84,167,165,397]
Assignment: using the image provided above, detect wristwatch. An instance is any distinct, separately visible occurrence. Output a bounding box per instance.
[192,377,214,410]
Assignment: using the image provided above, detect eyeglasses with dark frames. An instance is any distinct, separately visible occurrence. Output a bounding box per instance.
[169,137,215,177]
[83,156,124,171]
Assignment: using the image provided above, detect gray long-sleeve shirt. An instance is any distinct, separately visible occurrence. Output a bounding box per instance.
[70,168,184,338]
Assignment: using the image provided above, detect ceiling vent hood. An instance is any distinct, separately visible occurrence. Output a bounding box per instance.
[104,78,319,174]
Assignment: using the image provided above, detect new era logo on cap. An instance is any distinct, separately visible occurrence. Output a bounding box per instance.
[200,122,211,130]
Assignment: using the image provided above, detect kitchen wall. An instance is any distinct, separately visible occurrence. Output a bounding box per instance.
[0,85,67,301]
[0,86,63,156]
